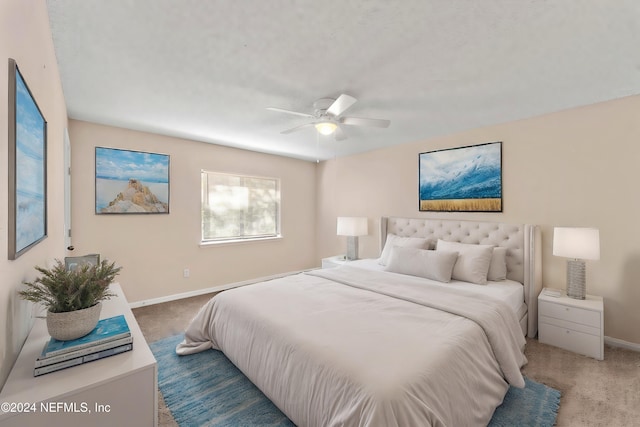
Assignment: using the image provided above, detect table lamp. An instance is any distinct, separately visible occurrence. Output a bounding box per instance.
[552,227,600,299]
[337,217,368,260]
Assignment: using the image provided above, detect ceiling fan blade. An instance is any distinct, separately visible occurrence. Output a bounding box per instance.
[327,94,357,117]
[340,116,391,128]
[267,107,314,118]
[281,123,314,134]
[334,126,347,141]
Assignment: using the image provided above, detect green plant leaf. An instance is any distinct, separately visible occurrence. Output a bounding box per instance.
[19,259,122,313]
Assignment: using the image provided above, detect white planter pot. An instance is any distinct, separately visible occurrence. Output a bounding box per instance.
[46,302,102,341]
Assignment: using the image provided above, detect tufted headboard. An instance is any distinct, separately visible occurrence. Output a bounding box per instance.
[380,217,542,337]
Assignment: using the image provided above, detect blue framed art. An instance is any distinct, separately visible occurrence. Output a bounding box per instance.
[95,147,170,214]
[8,59,48,260]
[419,142,502,212]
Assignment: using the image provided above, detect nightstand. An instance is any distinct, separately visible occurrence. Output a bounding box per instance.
[321,255,348,268]
[538,288,604,360]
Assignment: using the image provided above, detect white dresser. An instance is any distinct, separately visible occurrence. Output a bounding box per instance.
[538,288,604,360]
[0,283,157,426]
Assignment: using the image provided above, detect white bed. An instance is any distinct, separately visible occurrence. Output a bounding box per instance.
[177,217,542,426]
[378,217,541,338]
[348,258,526,319]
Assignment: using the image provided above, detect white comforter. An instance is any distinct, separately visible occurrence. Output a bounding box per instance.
[177,266,527,427]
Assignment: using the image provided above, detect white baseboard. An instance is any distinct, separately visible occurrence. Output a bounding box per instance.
[604,336,640,352]
[128,269,311,309]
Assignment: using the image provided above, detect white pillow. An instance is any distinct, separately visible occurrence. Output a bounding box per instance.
[378,234,429,266]
[435,240,494,285]
[488,247,508,281]
[384,246,459,283]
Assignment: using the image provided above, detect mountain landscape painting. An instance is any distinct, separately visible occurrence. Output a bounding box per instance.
[95,147,169,214]
[419,142,502,212]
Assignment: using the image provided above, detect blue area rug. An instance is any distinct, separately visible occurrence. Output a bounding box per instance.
[151,334,560,427]
[489,377,561,427]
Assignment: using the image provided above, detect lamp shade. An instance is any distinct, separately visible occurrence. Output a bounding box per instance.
[553,227,600,260]
[337,217,368,237]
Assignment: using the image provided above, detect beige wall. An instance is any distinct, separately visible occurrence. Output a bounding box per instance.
[0,0,68,386]
[68,120,317,303]
[317,94,640,345]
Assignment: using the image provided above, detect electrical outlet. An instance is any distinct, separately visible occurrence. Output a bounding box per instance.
[183,268,190,278]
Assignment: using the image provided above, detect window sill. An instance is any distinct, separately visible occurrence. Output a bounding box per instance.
[200,235,283,247]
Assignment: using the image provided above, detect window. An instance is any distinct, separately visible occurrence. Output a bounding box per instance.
[201,171,281,243]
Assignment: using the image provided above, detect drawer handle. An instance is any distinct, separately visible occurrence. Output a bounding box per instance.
[565,307,570,311]
[565,330,570,334]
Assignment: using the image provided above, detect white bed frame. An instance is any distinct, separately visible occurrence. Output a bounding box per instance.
[380,217,542,337]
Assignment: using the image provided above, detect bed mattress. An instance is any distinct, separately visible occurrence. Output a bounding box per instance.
[177,266,527,427]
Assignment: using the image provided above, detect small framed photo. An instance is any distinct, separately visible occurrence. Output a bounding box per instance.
[65,254,101,271]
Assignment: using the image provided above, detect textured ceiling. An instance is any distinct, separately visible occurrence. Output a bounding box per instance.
[47,0,640,161]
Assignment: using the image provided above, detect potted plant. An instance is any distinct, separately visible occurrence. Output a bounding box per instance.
[19,259,122,341]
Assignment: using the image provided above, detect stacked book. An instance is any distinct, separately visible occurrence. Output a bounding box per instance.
[34,314,133,377]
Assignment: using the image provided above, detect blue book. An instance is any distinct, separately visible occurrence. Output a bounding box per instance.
[34,343,133,377]
[42,315,131,358]
[35,335,134,367]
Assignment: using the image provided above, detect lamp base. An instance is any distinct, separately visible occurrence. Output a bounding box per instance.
[346,236,359,261]
[566,259,586,299]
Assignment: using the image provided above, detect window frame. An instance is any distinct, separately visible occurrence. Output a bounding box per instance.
[200,170,282,245]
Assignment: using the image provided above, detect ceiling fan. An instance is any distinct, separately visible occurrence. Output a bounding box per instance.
[267,94,390,141]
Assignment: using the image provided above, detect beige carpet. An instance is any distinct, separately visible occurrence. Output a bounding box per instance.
[133,293,640,427]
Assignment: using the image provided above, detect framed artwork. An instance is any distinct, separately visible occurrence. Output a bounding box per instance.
[95,147,170,214]
[419,141,502,212]
[8,58,48,260]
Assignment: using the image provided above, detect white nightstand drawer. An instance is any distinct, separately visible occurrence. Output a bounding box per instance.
[539,300,601,328]
[539,322,602,359]
[539,315,600,336]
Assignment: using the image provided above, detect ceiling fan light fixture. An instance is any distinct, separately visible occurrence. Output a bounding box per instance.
[315,121,337,135]
[269,94,390,140]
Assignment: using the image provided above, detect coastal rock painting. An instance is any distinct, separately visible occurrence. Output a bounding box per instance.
[419,142,502,212]
[101,178,169,213]
[95,147,169,214]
